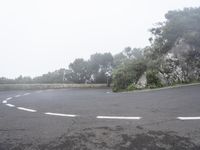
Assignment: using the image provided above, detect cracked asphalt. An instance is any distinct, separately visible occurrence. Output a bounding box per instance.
[0,85,200,149]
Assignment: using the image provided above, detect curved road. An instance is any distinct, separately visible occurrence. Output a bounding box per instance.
[0,85,200,149]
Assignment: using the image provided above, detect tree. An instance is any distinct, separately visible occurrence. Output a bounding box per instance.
[113,52,127,67]
[67,59,90,83]
[33,68,69,83]
[150,7,200,56]
[89,53,113,83]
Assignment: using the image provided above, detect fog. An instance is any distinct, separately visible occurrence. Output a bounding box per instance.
[0,0,200,78]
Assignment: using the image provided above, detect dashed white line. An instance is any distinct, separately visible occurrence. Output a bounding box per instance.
[2,92,200,121]
[15,95,21,98]
[177,117,200,120]
[6,97,12,100]
[23,93,30,96]
[44,112,77,117]
[96,116,142,120]
[17,107,37,112]
[2,100,7,104]
[6,104,15,107]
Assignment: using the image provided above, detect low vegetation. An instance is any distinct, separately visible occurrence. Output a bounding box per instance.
[0,84,107,91]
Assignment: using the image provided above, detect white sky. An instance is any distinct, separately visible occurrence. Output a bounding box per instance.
[0,0,200,78]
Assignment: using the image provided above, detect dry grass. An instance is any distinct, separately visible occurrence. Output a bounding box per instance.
[0,84,107,91]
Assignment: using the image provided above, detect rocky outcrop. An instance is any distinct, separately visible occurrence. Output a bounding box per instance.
[136,72,147,88]
[158,40,200,85]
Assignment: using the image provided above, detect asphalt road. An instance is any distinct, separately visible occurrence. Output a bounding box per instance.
[0,85,200,150]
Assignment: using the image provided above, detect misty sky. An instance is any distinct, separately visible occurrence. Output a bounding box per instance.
[0,0,200,78]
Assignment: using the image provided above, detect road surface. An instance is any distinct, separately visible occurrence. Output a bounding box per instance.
[0,85,200,149]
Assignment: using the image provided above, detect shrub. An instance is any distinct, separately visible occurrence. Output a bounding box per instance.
[112,59,147,92]
[146,70,163,88]
[112,69,133,92]
[127,84,137,91]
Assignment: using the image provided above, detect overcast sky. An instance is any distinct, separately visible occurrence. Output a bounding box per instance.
[0,0,200,78]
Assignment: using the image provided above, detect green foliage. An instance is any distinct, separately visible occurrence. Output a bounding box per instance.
[150,7,200,57]
[147,7,200,86]
[113,52,127,67]
[89,53,113,83]
[146,70,163,88]
[127,84,137,91]
[33,69,69,83]
[112,68,133,92]
[0,69,69,84]
[112,59,147,92]
[113,47,144,68]
[67,59,90,83]
[65,52,113,84]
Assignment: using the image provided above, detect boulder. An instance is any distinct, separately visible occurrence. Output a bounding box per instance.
[136,72,147,89]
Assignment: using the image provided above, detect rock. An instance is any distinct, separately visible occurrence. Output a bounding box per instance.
[157,72,168,85]
[136,72,147,89]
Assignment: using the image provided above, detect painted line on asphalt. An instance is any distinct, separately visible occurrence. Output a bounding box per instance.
[23,93,30,96]
[177,117,200,120]
[2,100,7,104]
[3,92,200,121]
[6,104,15,107]
[15,95,21,98]
[96,116,142,120]
[6,97,12,100]
[17,107,37,112]
[44,112,77,117]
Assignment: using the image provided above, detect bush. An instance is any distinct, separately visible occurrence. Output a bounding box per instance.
[146,70,163,88]
[127,84,137,91]
[112,59,147,92]
[112,69,133,92]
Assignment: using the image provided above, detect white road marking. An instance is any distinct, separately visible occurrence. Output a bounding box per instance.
[96,116,142,120]
[23,93,30,96]
[5,91,200,121]
[15,95,21,98]
[6,97,12,100]
[177,117,200,120]
[44,112,77,117]
[17,107,37,112]
[6,104,15,107]
[2,100,7,104]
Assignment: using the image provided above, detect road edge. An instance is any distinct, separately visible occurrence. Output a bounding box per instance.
[120,82,200,94]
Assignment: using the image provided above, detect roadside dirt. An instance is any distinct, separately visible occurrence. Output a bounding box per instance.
[1,126,199,150]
